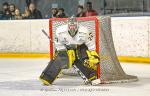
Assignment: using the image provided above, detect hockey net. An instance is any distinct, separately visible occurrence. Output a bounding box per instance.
[49,16,138,84]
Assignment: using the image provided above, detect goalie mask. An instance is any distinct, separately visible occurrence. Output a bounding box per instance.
[68,16,78,37]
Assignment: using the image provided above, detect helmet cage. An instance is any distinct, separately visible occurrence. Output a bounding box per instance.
[68,17,78,37]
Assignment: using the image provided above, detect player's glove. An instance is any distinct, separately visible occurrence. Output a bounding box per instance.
[84,50,100,70]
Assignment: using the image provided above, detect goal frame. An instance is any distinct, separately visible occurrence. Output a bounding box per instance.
[49,17,101,78]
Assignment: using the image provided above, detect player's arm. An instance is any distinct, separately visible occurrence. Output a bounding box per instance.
[54,31,75,68]
[84,31,100,70]
[54,37,66,51]
[54,27,67,51]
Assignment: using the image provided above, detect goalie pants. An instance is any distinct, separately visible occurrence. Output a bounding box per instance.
[40,44,97,84]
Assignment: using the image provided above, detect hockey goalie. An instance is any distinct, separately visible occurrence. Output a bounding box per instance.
[39,16,100,85]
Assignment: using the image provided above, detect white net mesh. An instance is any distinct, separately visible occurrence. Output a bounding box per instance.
[49,16,138,84]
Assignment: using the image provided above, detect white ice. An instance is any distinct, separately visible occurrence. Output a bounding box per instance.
[0,58,150,96]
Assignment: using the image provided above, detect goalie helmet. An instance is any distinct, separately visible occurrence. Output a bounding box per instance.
[68,16,78,37]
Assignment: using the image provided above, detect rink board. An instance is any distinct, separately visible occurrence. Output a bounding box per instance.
[0,17,150,63]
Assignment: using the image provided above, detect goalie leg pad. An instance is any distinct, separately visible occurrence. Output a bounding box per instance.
[40,51,69,85]
[74,59,97,81]
[40,60,62,85]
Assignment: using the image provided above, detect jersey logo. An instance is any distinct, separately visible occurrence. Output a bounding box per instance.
[88,33,94,41]
[62,37,69,44]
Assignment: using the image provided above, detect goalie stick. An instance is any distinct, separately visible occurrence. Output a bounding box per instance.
[42,29,51,40]
[72,65,92,85]
[41,29,92,85]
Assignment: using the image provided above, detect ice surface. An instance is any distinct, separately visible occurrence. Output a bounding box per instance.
[0,58,150,96]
